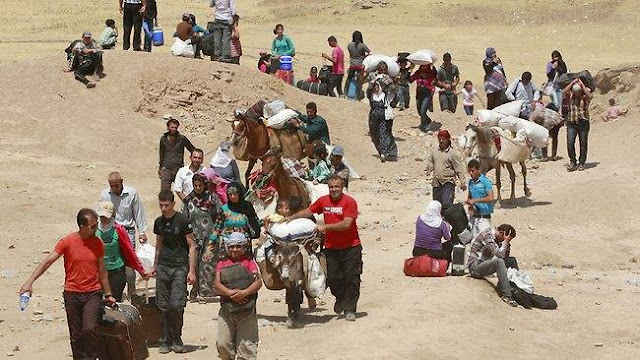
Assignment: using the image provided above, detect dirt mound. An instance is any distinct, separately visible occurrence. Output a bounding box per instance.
[592,63,639,117]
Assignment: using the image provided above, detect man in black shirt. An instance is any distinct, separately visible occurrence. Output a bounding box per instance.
[159,117,195,191]
[151,190,196,354]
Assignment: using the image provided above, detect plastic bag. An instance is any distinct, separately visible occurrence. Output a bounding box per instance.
[136,243,156,273]
[170,37,194,58]
[507,268,534,294]
[304,253,326,298]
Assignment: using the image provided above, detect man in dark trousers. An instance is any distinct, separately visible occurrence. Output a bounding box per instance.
[19,209,116,359]
[151,190,197,353]
[72,32,104,88]
[119,0,146,51]
[143,0,157,52]
[287,175,362,322]
[159,117,195,191]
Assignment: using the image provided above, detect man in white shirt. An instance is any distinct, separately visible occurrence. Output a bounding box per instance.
[208,0,236,62]
[99,171,148,298]
[173,148,205,201]
[505,71,540,102]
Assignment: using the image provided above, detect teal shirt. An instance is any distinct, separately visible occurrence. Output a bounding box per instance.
[96,228,125,271]
[468,174,494,215]
[271,35,295,56]
[311,159,331,183]
[297,112,330,144]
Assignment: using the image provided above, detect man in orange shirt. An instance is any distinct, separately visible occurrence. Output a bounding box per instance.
[20,209,116,360]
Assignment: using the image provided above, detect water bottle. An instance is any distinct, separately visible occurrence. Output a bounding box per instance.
[19,292,30,312]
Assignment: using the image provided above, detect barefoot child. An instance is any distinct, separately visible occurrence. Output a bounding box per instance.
[458,80,485,115]
[215,232,262,360]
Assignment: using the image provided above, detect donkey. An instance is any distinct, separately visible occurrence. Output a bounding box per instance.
[267,238,309,328]
[459,125,531,202]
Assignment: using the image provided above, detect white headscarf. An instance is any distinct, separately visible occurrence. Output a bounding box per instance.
[419,201,443,228]
[372,79,385,103]
[210,145,234,168]
[225,232,248,246]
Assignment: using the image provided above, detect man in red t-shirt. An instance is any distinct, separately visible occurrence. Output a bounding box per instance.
[287,175,362,321]
[20,208,116,360]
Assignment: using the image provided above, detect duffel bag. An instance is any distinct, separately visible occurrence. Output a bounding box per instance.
[403,255,448,277]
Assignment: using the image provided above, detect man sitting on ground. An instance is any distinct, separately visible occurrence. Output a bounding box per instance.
[467,223,518,307]
[73,32,104,88]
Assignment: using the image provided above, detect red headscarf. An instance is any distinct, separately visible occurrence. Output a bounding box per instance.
[437,129,451,139]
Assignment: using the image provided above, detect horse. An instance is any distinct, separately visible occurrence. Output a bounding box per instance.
[459,124,531,202]
[260,152,311,208]
[229,101,308,184]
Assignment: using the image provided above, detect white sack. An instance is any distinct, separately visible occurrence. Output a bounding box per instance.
[363,54,400,77]
[406,49,437,65]
[263,100,286,119]
[477,109,504,127]
[304,253,326,298]
[170,38,194,58]
[266,108,298,129]
[136,243,156,273]
[269,218,317,241]
[493,100,524,117]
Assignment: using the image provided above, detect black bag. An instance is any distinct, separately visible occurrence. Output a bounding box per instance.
[509,282,557,310]
[296,80,329,96]
[201,33,215,56]
[442,203,469,236]
[557,70,597,92]
[220,263,257,314]
[318,65,332,84]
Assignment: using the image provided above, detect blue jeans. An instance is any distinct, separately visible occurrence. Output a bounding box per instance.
[143,18,153,52]
[551,88,564,111]
[417,90,433,131]
[433,182,456,206]
[566,120,590,165]
[213,19,232,60]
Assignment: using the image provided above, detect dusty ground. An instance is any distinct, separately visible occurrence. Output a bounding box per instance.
[1,1,640,359]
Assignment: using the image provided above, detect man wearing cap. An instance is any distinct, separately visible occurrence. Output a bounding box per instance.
[19,208,116,359]
[425,129,467,206]
[119,0,146,51]
[291,102,330,145]
[99,171,148,299]
[306,66,320,83]
[436,52,460,113]
[73,32,104,88]
[174,148,205,201]
[159,117,196,191]
[152,190,197,354]
[330,145,350,190]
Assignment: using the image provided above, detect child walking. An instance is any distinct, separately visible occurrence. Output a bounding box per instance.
[458,80,485,115]
[215,232,262,360]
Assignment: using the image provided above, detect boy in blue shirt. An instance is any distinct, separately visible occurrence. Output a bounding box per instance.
[466,159,494,238]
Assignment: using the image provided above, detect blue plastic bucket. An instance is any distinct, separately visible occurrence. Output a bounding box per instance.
[152,29,164,46]
[347,77,358,99]
[279,55,292,71]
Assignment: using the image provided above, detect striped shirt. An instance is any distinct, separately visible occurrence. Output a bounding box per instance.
[467,228,508,268]
[231,36,242,58]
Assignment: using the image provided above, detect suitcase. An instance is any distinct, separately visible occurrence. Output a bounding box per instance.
[130,284,163,346]
[99,303,149,360]
[451,244,466,276]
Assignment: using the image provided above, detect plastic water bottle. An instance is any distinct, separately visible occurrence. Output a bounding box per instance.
[19,293,30,312]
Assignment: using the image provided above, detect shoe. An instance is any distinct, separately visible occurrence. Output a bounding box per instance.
[578,164,585,171]
[567,163,578,172]
[333,300,343,315]
[158,343,171,354]
[344,311,356,321]
[379,154,386,163]
[86,82,96,89]
[172,338,186,353]
[307,297,317,310]
[539,157,549,162]
[386,155,398,162]
[502,296,518,307]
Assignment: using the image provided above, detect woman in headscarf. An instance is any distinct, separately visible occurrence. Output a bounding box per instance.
[182,173,223,300]
[410,63,438,132]
[482,47,508,110]
[412,201,454,261]
[211,182,262,258]
[210,140,242,185]
[367,79,398,163]
[545,50,568,111]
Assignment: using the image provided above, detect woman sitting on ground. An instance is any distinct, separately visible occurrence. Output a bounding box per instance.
[412,200,454,262]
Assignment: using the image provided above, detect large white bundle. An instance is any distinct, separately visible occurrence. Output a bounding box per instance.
[518,120,549,148]
[269,218,317,241]
[363,54,400,77]
[497,116,519,133]
[263,100,286,119]
[406,49,437,65]
[496,134,530,163]
[266,108,298,129]
[304,253,326,298]
[477,109,504,127]
[170,38,194,58]
[493,100,524,117]
[529,107,563,130]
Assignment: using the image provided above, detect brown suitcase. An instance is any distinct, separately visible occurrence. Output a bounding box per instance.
[130,285,163,346]
[99,303,149,360]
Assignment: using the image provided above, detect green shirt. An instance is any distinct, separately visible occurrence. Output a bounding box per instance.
[96,228,125,271]
[296,113,330,144]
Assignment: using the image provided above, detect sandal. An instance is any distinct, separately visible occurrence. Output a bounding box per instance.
[578,165,585,171]
[567,164,578,172]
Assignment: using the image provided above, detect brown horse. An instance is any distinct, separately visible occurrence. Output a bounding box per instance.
[260,153,311,208]
[229,101,307,183]
[460,125,531,202]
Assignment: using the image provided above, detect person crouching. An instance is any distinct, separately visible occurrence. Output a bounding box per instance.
[214,232,262,360]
